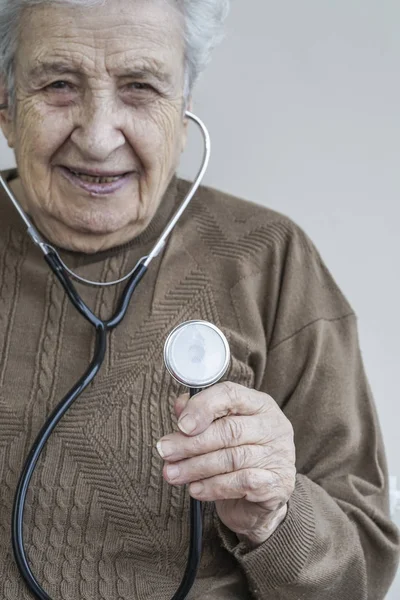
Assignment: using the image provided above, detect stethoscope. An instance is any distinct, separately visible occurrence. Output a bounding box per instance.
[0,112,231,600]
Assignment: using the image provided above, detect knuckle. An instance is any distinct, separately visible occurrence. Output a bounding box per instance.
[220,380,241,405]
[286,466,297,492]
[281,436,296,464]
[279,413,294,438]
[258,444,273,465]
[223,448,236,473]
[274,467,296,497]
[261,393,275,411]
[285,419,295,439]
[268,469,282,488]
[287,444,296,463]
[229,445,248,471]
[242,469,264,493]
[190,433,206,455]
[220,417,243,447]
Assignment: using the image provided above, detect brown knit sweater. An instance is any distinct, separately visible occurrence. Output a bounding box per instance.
[0,170,398,600]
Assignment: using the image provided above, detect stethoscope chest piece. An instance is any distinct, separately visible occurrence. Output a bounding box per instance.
[164,320,230,388]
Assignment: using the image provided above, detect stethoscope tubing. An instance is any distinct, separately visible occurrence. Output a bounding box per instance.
[171,388,203,600]
[12,251,203,600]
[12,324,107,600]
[2,110,211,599]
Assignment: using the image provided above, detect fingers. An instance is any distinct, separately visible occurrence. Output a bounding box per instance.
[157,413,276,462]
[160,384,296,525]
[187,467,295,506]
[176,382,273,436]
[162,443,274,486]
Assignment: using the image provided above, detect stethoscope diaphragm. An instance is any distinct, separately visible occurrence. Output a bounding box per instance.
[164,320,230,388]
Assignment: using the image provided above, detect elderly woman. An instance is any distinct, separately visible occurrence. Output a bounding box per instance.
[0,0,398,599]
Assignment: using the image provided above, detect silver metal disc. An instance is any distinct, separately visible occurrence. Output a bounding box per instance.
[164,321,230,388]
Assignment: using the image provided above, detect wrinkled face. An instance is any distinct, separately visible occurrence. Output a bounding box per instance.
[0,0,188,252]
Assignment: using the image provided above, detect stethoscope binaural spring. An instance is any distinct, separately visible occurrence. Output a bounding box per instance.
[0,112,228,600]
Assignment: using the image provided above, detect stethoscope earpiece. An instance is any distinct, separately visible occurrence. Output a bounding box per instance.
[164,320,230,389]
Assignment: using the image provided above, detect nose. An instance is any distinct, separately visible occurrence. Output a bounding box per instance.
[70,97,126,161]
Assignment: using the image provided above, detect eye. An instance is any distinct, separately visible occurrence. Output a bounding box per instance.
[126,82,154,92]
[120,81,158,106]
[46,80,74,91]
[43,80,77,106]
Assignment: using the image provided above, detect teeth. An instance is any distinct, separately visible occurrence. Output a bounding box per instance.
[71,170,122,184]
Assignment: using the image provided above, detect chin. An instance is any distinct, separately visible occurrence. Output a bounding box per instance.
[54,229,127,254]
[68,207,144,235]
[71,222,125,236]
[50,214,147,253]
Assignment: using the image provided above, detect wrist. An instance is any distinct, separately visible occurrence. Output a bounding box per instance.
[236,504,288,549]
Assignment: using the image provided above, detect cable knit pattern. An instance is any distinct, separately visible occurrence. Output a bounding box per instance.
[0,173,398,600]
[0,227,28,386]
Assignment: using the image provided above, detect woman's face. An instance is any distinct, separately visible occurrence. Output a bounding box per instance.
[0,0,188,252]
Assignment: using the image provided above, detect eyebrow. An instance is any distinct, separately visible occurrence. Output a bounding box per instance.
[118,68,171,84]
[28,60,172,85]
[28,61,79,80]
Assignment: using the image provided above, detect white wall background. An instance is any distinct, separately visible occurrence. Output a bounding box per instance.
[0,0,399,596]
[181,2,399,597]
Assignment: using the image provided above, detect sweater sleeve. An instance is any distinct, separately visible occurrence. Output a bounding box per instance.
[215,225,400,599]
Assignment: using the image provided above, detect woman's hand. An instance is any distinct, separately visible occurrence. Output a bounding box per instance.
[157,382,296,547]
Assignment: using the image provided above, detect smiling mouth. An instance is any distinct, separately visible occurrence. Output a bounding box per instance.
[67,168,128,184]
[59,166,135,195]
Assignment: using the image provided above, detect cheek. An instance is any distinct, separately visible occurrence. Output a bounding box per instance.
[12,104,74,219]
[14,102,71,166]
[129,104,184,177]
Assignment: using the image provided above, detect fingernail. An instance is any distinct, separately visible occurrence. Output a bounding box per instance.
[166,464,180,481]
[157,440,174,459]
[190,482,204,496]
[178,414,197,435]
[156,441,165,458]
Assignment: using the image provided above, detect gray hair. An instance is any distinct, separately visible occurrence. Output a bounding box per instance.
[0,0,230,107]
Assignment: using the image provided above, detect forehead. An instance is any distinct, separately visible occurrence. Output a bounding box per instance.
[16,0,184,77]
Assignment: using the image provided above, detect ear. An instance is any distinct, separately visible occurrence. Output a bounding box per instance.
[180,97,193,153]
[0,81,15,149]
[184,97,193,121]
